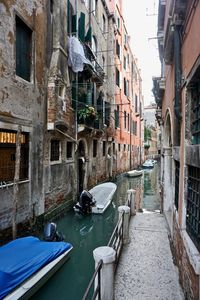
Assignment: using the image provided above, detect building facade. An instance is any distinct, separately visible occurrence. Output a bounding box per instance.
[108,0,144,175]
[0,0,48,239]
[0,0,144,241]
[144,103,161,158]
[154,1,200,298]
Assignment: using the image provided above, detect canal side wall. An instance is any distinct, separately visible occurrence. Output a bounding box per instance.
[156,1,200,299]
[173,218,199,300]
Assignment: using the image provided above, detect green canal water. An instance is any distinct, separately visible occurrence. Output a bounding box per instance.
[32,163,160,300]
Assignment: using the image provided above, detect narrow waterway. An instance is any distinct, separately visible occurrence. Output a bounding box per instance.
[33,163,160,300]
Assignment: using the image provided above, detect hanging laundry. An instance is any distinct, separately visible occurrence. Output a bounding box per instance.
[68,36,92,73]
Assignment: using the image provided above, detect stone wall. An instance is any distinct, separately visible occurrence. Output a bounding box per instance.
[173,218,199,300]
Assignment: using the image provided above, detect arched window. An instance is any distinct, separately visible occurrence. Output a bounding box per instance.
[67,1,74,35]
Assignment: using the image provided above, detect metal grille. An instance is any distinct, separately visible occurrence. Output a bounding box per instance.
[192,84,200,144]
[186,166,200,250]
[50,140,60,161]
[174,160,180,210]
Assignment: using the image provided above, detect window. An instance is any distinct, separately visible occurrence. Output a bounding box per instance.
[93,140,97,157]
[113,142,115,153]
[16,16,32,81]
[50,140,60,161]
[191,83,200,144]
[116,41,120,59]
[123,56,126,70]
[117,17,120,30]
[105,101,111,127]
[50,0,53,14]
[174,160,180,210]
[102,55,105,71]
[0,130,29,182]
[58,84,65,98]
[92,0,98,16]
[186,166,200,250]
[66,141,73,159]
[124,33,128,45]
[127,113,130,131]
[133,121,137,135]
[103,141,106,156]
[127,80,129,97]
[135,94,138,113]
[116,68,120,87]
[124,111,127,129]
[118,143,121,151]
[92,35,97,56]
[124,78,127,95]
[124,144,126,151]
[102,14,106,32]
[115,105,120,128]
[67,2,75,35]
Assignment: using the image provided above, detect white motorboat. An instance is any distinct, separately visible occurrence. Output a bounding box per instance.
[142,160,154,169]
[74,182,117,215]
[126,170,143,177]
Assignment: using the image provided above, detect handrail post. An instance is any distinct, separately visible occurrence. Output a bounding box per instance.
[118,206,130,244]
[93,246,116,300]
[127,189,136,216]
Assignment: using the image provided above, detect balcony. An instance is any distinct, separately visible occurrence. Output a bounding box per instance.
[152,77,165,108]
[83,43,105,84]
[155,109,162,125]
[47,83,75,137]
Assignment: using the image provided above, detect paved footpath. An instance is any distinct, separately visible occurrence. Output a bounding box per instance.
[114,212,184,300]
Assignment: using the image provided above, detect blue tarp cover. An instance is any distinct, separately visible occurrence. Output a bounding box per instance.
[0,236,72,299]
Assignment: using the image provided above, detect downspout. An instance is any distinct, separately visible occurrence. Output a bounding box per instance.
[174,25,182,121]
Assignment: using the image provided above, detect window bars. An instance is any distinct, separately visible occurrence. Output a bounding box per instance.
[186,166,200,250]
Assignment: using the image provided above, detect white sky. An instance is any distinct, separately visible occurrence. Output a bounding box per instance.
[123,0,161,105]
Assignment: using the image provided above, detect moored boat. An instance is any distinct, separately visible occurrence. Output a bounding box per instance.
[142,160,154,169]
[74,182,117,215]
[1,236,73,299]
[126,170,143,177]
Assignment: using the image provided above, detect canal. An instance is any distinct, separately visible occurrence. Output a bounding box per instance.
[33,163,160,300]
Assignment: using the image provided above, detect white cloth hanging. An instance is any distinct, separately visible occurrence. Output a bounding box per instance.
[68,36,92,73]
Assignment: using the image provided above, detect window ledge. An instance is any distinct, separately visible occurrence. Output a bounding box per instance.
[0,180,29,189]
[181,229,200,275]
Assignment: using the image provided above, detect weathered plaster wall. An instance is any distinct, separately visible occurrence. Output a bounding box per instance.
[0,0,47,230]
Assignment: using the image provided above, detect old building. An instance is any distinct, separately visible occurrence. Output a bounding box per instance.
[0,0,144,241]
[154,0,200,298]
[0,0,48,239]
[144,103,161,158]
[108,0,144,175]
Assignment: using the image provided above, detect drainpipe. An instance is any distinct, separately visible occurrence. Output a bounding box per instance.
[174,24,182,121]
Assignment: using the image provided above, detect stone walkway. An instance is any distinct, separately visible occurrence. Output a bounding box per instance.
[114,212,184,300]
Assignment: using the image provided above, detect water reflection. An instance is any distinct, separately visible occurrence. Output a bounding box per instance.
[33,163,160,300]
[142,164,160,212]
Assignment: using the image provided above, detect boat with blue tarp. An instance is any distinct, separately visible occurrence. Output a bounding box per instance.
[0,236,72,299]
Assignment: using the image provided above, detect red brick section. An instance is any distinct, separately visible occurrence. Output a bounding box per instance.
[173,220,199,300]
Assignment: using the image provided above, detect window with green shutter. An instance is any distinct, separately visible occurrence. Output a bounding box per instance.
[16,16,32,81]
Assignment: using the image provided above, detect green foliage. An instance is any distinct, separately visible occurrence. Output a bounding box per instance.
[144,126,151,142]
[78,105,98,122]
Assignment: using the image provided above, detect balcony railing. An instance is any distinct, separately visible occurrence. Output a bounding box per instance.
[83,43,105,84]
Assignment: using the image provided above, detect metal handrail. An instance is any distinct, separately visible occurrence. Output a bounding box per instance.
[82,259,103,300]
[107,211,124,272]
[82,197,131,300]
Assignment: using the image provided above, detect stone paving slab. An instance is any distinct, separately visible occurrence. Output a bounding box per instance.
[114,212,184,300]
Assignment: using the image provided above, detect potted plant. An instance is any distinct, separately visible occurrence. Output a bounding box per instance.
[78,105,98,125]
